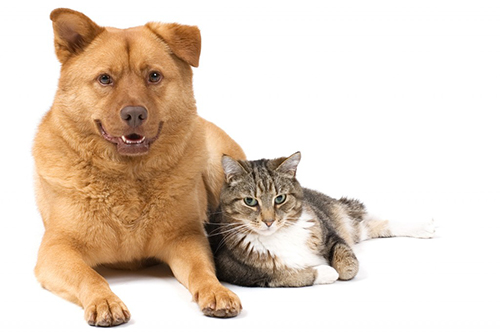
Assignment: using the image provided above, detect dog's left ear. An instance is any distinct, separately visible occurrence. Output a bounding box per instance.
[146,22,201,67]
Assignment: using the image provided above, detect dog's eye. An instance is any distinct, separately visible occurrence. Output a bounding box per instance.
[98,74,113,86]
[148,71,162,84]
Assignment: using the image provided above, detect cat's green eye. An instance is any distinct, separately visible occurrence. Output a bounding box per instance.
[275,194,287,204]
[244,197,258,207]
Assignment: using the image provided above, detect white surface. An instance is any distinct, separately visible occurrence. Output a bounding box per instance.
[1,1,499,331]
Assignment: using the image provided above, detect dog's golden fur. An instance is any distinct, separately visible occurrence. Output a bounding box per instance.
[33,8,245,326]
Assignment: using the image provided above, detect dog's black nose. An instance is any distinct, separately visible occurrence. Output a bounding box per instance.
[120,106,148,128]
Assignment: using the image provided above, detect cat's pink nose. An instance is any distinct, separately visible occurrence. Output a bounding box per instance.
[264,220,274,227]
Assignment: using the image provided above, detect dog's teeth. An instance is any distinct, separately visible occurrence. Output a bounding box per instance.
[121,136,146,144]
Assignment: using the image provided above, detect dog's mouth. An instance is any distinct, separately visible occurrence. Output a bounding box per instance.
[121,133,146,145]
[95,121,163,156]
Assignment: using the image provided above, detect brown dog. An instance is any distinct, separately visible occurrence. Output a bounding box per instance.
[33,8,245,326]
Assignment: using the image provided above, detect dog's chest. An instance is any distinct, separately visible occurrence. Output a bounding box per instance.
[83,176,156,227]
[72,169,196,262]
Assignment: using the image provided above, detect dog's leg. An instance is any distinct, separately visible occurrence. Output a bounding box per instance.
[163,232,242,318]
[35,234,130,326]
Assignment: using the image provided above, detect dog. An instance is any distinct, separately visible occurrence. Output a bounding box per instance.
[33,8,245,326]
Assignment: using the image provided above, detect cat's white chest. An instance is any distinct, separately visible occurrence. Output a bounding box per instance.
[242,212,327,270]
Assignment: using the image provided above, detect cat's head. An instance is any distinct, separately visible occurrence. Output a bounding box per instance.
[220,152,303,236]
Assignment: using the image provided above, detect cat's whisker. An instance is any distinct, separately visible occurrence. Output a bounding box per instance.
[208,223,248,237]
[214,227,252,253]
[220,227,252,247]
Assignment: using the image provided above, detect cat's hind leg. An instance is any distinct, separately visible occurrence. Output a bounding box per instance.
[331,242,359,281]
[268,266,338,287]
[360,214,436,241]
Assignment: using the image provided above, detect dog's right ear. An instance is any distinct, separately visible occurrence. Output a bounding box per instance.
[50,8,105,63]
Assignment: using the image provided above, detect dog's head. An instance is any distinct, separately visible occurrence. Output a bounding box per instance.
[50,8,201,156]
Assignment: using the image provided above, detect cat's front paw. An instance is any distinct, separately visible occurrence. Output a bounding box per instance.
[313,265,339,285]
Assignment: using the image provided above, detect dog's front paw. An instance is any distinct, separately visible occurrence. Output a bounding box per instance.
[195,284,242,318]
[84,294,131,327]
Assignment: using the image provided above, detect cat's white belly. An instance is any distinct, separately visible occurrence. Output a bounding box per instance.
[242,211,327,270]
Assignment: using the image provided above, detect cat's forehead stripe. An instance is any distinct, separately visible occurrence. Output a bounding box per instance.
[252,161,276,197]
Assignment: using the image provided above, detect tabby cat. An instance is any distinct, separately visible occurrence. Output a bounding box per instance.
[207,152,435,287]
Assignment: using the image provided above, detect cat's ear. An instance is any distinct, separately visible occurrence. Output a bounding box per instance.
[222,155,247,183]
[276,152,301,177]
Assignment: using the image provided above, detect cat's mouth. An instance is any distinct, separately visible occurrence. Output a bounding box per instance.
[258,229,277,236]
[254,224,279,236]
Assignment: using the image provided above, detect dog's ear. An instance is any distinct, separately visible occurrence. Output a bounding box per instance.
[146,22,201,67]
[50,8,105,63]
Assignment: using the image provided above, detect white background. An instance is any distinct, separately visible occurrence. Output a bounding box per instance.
[1,0,499,331]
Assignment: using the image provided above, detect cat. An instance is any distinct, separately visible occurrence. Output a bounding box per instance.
[206,152,435,287]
